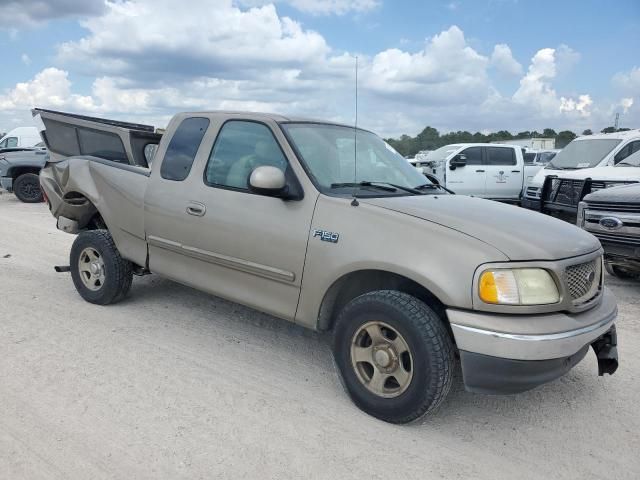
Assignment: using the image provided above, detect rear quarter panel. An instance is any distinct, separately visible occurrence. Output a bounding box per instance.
[41,157,149,266]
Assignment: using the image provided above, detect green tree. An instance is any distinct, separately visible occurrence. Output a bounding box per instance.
[556,130,577,148]
[582,129,593,135]
[601,126,616,134]
[543,128,557,138]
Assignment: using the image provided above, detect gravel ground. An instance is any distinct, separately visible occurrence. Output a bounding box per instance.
[0,192,639,480]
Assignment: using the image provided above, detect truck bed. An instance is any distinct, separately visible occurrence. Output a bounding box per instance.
[36,109,161,267]
[33,108,162,167]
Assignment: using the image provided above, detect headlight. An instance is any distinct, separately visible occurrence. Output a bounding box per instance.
[479,268,559,305]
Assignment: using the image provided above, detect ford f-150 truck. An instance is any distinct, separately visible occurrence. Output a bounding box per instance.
[36,108,618,424]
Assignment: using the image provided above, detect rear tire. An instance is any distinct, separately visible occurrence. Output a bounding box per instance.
[13,173,43,203]
[333,290,454,424]
[605,262,640,280]
[70,230,133,305]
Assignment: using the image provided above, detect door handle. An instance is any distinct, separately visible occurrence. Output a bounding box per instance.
[475,169,485,173]
[186,202,206,217]
[511,170,521,173]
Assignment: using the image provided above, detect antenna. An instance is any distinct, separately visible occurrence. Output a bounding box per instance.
[351,55,359,207]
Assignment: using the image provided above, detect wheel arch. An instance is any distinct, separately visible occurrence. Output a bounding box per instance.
[8,165,42,179]
[59,190,106,231]
[317,269,452,338]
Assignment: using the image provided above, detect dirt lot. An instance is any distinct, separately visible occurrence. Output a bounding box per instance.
[0,192,639,480]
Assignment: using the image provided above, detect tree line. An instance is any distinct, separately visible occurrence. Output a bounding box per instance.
[385,126,632,158]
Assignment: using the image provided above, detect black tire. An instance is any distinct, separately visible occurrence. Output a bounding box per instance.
[333,290,454,424]
[13,173,43,203]
[70,230,133,305]
[605,262,640,280]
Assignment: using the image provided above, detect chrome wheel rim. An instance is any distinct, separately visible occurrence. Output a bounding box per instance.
[78,247,105,291]
[350,321,413,398]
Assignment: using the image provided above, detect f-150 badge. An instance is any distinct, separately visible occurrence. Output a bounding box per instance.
[313,229,339,243]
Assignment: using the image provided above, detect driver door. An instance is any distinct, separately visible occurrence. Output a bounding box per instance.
[445,146,486,196]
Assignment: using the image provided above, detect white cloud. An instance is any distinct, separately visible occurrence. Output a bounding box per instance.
[21,54,32,65]
[364,26,490,104]
[490,44,522,76]
[620,97,634,114]
[57,0,329,81]
[236,0,380,15]
[513,47,591,119]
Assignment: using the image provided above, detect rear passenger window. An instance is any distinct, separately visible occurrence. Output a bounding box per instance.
[486,147,516,165]
[6,137,18,148]
[161,117,210,181]
[459,146,483,165]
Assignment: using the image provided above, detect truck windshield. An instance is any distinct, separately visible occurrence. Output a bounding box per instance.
[546,139,621,170]
[281,123,432,195]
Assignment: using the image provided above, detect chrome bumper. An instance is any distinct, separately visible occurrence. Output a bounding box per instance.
[448,288,617,360]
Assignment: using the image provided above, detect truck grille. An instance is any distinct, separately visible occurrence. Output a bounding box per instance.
[565,258,602,305]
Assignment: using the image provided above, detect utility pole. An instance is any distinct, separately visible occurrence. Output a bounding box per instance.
[614,112,620,130]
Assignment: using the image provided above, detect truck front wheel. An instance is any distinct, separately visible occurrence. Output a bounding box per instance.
[70,230,133,305]
[333,290,454,424]
[13,173,43,203]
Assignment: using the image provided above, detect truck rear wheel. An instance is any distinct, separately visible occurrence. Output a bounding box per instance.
[333,290,454,424]
[13,173,43,203]
[70,230,133,305]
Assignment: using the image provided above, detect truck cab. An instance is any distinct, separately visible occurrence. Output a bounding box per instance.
[421,143,540,201]
[523,130,640,210]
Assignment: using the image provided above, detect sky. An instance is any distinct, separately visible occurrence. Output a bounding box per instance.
[0,0,639,138]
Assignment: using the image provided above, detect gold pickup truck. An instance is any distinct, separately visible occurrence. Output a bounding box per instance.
[35,108,618,424]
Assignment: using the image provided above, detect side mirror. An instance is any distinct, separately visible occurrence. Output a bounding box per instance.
[449,154,467,170]
[249,166,287,197]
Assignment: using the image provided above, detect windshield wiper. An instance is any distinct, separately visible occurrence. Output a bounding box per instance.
[416,183,454,194]
[331,181,397,192]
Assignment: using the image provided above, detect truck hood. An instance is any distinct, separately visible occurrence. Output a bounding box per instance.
[584,182,640,203]
[362,194,600,261]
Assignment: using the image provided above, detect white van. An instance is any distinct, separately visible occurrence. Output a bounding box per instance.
[0,127,41,150]
[522,129,640,210]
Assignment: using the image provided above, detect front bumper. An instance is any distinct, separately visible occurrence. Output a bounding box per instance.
[448,288,618,394]
[0,176,12,192]
[521,196,540,210]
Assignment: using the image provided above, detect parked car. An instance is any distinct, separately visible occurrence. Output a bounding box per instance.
[418,143,543,202]
[523,149,560,165]
[523,129,640,210]
[36,108,618,424]
[578,182,640,279]
[537,149,640,223]
[0,126,41,151]
[0,147,48,202]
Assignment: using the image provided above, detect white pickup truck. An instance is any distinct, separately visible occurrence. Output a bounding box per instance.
[411,143,542,202]
[522,129,640,210]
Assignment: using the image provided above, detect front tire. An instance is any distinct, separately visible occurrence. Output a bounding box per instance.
[333,290,454,424]
[13,173,43,203]
[70,230,133,305]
